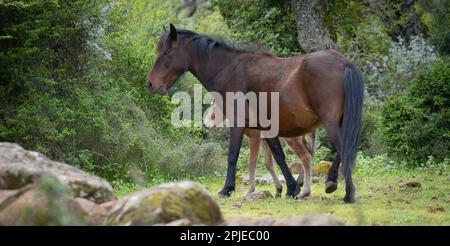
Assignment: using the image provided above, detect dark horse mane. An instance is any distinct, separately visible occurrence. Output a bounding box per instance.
[163,29,271,58]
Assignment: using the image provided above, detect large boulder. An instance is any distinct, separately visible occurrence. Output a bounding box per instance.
[0,176,113,226]
[0,177,85,226]
[105,181,223,226]
[0,143,114,203]
[71,197,112,226]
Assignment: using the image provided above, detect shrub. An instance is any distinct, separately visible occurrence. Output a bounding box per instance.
[382,60,450,166]
[359,104,386,156]
[417,0,450,55]
[0,0,228,184]
[364,35,437,102]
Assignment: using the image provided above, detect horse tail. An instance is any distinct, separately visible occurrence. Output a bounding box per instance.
[340,63,364,185]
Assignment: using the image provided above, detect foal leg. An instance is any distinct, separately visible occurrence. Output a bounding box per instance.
[284,137,312,199]
[262,142,282,197]
[219,127,245,197]
[264,137,300,198]
[246,136,261,195]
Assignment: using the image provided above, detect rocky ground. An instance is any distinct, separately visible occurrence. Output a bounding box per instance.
[0,142,343,226]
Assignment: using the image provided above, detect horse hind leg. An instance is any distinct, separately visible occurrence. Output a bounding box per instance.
[262,142,282,197]
[284,137,312,199]
[323,121,341,194]
[325,149,340,194]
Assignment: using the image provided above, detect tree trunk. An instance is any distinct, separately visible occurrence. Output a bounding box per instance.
[290,0,336,52]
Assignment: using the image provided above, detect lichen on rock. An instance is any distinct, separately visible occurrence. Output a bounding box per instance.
[105,181,223,226]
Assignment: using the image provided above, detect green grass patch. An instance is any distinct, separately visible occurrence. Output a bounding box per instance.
[114,166,449,226]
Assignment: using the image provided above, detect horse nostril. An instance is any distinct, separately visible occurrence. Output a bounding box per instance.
[147,80,153,88]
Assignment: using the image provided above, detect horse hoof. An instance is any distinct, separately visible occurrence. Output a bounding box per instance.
[343,194,355,203]
[218,188,234,197]
[285,184,300,198]
[275,188,282,198]
[296,191,311,199]
[285,193,296,199]
[325,181,338,193]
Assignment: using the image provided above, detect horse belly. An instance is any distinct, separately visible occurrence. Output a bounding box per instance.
[277,105,320,137]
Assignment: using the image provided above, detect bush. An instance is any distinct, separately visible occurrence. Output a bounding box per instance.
[359,105,386,156]
[382,60,450,166]
[363,35,437,102]
[417,0,450,55]
[0,0,228,184]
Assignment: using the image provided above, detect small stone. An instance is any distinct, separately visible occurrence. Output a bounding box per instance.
[398,181,421,188]
[243,190,273,201]
[428,206,445,213]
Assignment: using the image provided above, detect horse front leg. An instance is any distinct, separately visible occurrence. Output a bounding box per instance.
[264,137,300,198]
[218,127,245,197]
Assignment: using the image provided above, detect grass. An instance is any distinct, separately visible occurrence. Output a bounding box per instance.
[113,161,450,226]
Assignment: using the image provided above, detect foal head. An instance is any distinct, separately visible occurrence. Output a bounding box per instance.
[147,24,190,95]
[203,99,226,129]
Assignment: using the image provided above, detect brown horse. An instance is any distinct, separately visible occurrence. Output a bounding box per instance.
[204,99,316,198]
[147,24,363,203]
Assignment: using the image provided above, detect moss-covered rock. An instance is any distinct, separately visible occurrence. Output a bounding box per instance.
[0,177,86,226]
[0,143,115,203]
[313,161,332,177]
[105,181,223,226]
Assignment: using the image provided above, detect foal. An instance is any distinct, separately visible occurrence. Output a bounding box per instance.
[204,100,316,198]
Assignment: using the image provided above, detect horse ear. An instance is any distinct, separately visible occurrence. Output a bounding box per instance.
[169,23,177,42]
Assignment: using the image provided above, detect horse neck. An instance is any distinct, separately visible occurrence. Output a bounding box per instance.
[187,48,246,92]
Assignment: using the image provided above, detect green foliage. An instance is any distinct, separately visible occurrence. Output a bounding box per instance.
[0,0,227,183]
[323,0,364,42]
[417,0,450,54]
[382,61,450,166]
[214,0,301,56]
[359,105,386,156]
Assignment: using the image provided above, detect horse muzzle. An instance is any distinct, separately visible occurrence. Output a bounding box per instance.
[147,80,168,95]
